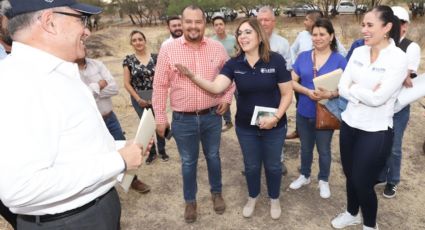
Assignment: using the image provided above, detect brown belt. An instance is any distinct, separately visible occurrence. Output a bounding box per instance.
[175,106,216,116]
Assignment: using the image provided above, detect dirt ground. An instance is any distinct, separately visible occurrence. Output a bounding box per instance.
[1,15,425,230]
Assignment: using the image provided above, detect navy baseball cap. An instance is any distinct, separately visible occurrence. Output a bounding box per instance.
[8,0,102,18]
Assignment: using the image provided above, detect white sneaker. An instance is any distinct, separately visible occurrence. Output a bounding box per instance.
[363,224,379,230]
[319,180,331,199]
[242,197,257,218]
[289,175,311,190]
[331,211,361,229]
[270,198,281,220]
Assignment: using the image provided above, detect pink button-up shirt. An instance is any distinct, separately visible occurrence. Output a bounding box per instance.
[153,36,235,124]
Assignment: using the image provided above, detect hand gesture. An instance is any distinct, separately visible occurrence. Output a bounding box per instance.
[175,64,195,79]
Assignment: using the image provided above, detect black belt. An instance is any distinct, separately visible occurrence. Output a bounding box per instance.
[175,106,216,116]
[20,188,114,223]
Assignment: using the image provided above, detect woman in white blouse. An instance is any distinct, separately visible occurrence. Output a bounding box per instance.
[331,5,407,230]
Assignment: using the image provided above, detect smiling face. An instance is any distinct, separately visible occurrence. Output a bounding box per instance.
[168,18,182,38]
[130,32,146,52]
[312,26,333,51]
[236,22,260,54]
[361,11,392,47]
[53,8,91,62]
[182,7,205,43]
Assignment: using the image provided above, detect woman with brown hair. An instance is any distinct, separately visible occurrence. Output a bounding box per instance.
[175,18,292,219]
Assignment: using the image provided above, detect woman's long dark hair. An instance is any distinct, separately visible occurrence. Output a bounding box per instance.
[371,5,401,46]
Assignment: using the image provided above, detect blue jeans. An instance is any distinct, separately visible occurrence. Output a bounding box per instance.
[236,124,286,199]
[296,113,333,181]
[171,109,222,202]
[379,105,410,184]
[131,96,165,153]
[103,111,125,141]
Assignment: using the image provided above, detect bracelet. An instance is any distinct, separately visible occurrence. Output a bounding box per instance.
[273,114,281,122]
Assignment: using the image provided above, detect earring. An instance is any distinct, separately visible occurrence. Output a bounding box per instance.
[384,34,388,38]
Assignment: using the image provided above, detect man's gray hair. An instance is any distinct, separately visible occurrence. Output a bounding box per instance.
[258,5,275,19]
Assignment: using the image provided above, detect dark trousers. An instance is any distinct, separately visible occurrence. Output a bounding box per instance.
[1,200,17,229]
[17,188,121,230]
[339,121,393,228]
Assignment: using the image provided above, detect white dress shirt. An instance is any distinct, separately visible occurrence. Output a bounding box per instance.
[290,30,347,65]
[401,37,421,72]
[79,58,118,115]
[269,32,292,71]
[338,40,408,132]
[0,42,125,215]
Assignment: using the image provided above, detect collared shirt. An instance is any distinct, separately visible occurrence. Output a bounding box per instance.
[160,35,174,48]
[346,38,365,61]
[153,36,235,124]
[339,40,408,131]
[269,32,292,71]
[0,42,125,215]
[220,52,291,129]
[79,58,119,116]
[211,34,237,57]
[291,30,347,64]
[0,43,7,59]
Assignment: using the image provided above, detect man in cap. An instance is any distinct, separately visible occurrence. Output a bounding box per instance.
[379,6,421,199]
[0,1,145,229]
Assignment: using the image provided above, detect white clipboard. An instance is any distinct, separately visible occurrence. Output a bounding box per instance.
[313,68,343,104]
[119,109,156,192]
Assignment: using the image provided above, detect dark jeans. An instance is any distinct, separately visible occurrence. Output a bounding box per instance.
[1,200,16,229]
[236,124,286,199]
[103,111,125,141]
[296,113,333,181]
[340,121,393,228]
[171,109,222,202]
[17,188,121,230]
[131,96,165,154]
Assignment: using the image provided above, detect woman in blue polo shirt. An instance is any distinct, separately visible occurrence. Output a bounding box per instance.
[175,18,292,220]
[289,18,347,199]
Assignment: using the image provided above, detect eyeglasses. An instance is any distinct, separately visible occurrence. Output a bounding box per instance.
[236,29,253,37]
[53,11,89,27]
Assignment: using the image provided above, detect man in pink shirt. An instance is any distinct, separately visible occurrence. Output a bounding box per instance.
[152,5,234,223]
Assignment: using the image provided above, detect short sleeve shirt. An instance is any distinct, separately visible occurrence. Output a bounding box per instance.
[220,52,291,129]
[293,50,347,118]
[122,54,157,91]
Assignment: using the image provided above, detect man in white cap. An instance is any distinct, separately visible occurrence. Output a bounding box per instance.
[379,6,421,199]
[0,1,146,229]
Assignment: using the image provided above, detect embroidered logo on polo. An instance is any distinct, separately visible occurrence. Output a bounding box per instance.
[353,60,363,67]
[260,68,276,73]
[234,70,247,74]
[45,0,54,3]
[371,67,386,73]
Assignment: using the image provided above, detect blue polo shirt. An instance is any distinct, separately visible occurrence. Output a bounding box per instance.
[220,52,291,129]
[293,50,347,118]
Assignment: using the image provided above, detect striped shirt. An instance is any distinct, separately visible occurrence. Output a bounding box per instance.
[153,36,235,124]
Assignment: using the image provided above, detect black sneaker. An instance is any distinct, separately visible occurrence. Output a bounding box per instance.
[383,183,397,198]
[145,152,157,165]
[159,151,170,162]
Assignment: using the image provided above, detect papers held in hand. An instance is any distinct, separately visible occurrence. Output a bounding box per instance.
[250,106,278,126]
[394,73,425,113]
[313,68,343,105]
[119,108,156,192]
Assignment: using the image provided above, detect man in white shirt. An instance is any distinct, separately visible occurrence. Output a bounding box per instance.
[379,6,421,199]
[160,15,182,48]
[257,6,292,71]
[77,57,151,194]
[0,1,145,229]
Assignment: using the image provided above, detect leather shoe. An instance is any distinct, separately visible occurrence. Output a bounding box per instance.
[131,178,151,194]
[211,193,226,214]
[286,130,299,139]
[184,202,197,223]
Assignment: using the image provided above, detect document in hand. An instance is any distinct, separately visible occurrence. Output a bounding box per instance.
[394,73,425,113]
[313,68,343,104]
[119,108,156,192]
[250,106,278,126]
